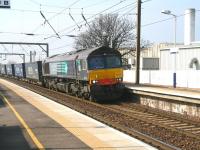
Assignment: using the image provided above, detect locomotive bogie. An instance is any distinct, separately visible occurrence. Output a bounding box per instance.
[42,76,90,98]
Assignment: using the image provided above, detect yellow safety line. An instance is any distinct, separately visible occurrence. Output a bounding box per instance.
[0,93,44,150]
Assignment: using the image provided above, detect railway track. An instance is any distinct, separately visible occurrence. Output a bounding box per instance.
[2,77,200,150]
[105,103,200,139]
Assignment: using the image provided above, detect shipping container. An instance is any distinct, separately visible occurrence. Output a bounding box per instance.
[14,63,26,78]
[0,64,6,75]
[25,61,43,82]
[6,64,15,76]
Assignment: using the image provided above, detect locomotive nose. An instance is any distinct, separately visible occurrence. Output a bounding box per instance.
[89,68,123,86]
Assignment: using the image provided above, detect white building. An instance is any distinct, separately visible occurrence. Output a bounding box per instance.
[142,8,200,71]
[160,44,200,70]
[124,8,200,88]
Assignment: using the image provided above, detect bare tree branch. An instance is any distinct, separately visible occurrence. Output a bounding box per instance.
[75,14,151,53]
[75,14,135,50]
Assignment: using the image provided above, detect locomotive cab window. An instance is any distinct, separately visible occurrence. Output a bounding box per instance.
[88,55,121,70]
[88,57,104,70]
[106,55,121,68]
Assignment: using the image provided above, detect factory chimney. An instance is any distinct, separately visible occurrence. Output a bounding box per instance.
[184,8,195,45]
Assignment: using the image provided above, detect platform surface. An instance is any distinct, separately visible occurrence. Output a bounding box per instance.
[0,79,157,150]
[0,80,91,150]
[125,83,200,104]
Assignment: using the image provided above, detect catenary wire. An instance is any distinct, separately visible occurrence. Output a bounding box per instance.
[31,0,82,33]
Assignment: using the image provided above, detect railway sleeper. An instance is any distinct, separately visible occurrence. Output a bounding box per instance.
[184,127,200,131]
[158,119,175,123]
[192,130,200,134]
[162,121,180,125]
[176,125,195,129]
[170,123,188,127]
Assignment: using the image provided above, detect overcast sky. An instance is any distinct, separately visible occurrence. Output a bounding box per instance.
[0,0,199,63]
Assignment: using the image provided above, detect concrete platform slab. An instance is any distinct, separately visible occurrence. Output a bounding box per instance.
[0,81,91,150]
[0,79,157,150]
[126,84,200,104]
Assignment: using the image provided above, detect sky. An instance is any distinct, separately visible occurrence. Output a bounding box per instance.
[0,0,199,63]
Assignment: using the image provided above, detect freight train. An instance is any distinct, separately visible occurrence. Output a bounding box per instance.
[0,46,124,101]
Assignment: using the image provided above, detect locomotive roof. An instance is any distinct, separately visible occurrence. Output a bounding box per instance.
[43,46,121,63]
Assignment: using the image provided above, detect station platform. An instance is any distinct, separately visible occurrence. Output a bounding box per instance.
[125,82,200,105]
[0,79,156,150]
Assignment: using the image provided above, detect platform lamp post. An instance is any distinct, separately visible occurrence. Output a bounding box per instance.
[161,10,177,88]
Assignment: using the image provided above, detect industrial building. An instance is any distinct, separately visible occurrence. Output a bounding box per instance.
[141,8,200,71]
[124,8,200,88]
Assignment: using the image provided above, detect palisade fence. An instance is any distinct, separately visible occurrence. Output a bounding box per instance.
[123,70,200,88]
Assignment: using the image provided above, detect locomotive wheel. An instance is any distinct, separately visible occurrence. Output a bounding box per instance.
[45,83,48,88]
[89,95,97,102]
[83,93,90,100]
[68,83,73,94]
[45,82,49,89]
[77,91,82,98]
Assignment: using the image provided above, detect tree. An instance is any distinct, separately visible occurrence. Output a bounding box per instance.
[75,14,135,50]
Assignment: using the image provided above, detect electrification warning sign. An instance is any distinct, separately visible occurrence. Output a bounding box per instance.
[0,0,10,8]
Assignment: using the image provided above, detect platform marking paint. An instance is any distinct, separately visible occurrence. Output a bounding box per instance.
[0,79,157,150]
[0,93,44,150]
[0,79,114,149]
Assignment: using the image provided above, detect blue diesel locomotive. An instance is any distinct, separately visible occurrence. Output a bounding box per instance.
[0,46,124,101]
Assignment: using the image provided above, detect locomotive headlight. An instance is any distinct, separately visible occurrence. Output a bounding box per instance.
[92,80,98,84]
[117,78,122,82]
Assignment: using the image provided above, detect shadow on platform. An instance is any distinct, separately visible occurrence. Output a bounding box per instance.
[0,87,14,108]
[0,97,5,107]
[0,125,33,150]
